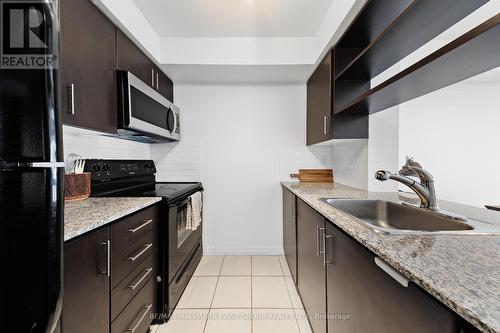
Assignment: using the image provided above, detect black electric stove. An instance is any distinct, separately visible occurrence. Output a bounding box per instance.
[84,159,203,322]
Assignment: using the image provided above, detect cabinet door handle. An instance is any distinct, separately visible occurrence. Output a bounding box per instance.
[128,243,153,262]
[151,68,155,87]
[101,240,110,277]
[126,304,152,333]
[324,235,333,266]
[128,219,153,233]
[323,116,328,135]
[128,268,153,290]
[156,72,159,90]
[68,83,75,115]
[316,226,325,257]
[374,257,409,287]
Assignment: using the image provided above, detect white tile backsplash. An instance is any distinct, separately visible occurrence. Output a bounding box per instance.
[62,126,150,160]
[150,139,201,182]
[279,145,334,181]
[331,139,368,190]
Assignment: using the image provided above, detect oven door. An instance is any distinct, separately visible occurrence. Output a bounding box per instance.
[168,195,202,284]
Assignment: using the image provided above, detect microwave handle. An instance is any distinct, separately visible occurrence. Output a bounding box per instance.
[172,111,177,134]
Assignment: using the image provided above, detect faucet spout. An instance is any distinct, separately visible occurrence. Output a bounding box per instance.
[375,170,432,209]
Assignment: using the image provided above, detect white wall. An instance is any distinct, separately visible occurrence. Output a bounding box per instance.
[399,71,500,208]
[63,126,150,160]
[151,83,333,255]
[367,107,400,192]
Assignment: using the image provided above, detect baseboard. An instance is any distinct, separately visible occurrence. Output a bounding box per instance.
[203,246,285,256]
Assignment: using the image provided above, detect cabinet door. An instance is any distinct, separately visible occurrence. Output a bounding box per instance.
[307,51,333,145]
[60,0,117,133]
[326,222,456,333]
[282,187,297,284]
[116,30,155,87]
[297,199,326,333]
[156,67,174,102]
[63,228,110,333]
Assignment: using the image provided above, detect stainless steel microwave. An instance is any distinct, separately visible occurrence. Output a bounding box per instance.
[117,70,180,143]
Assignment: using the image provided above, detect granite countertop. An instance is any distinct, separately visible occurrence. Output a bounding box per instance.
[282,181,500,333]
[64,197,162,242]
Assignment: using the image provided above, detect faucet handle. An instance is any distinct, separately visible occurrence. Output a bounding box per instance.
[405,156,422,168]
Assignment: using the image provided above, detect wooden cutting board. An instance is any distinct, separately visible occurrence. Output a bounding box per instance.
[290,169,334,183]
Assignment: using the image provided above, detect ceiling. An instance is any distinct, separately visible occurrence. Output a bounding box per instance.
[132,0,335,37]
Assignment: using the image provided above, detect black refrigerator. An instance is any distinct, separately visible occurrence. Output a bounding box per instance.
[0,1,63,332]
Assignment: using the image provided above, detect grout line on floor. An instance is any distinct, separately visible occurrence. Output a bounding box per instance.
[251,255,253,333]
[201,255,224,333]
[281,262,303,332]
[278,255,285,276]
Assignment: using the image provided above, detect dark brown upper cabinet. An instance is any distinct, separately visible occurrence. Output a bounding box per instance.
[306,51,368,146]
[156,66,174,102]
[117,31,174,102]
[307,51,333,146]
[60,0,117,134]
[116,29,154,88]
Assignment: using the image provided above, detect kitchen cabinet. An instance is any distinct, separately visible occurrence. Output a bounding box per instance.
[156,65,174,102]
[325,222,457,333]
[63,206,158,333]
[297,198,327,333]
[307,51,333,146]
[63,227,110,333]
[282,187,297,284]
[60,0,117,134]
[306,51,368,145]
[117,31,174,102]
[284,190,482,333]
[116,29,154,88]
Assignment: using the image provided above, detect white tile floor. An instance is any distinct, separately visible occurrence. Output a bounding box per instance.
[151,256,313,333]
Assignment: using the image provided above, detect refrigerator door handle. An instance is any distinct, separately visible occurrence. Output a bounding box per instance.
[68,83,75,115]
[30,162,65,168]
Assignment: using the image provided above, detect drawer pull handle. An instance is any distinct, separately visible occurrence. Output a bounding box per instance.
[128,219,153,233]
[126,304,152,333]
[101,240,111,277]
[128,268,153,291]
[374,257,409,287]
[128,243,153,262]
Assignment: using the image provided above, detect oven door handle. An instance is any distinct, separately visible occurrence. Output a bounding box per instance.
[169,197,190,208]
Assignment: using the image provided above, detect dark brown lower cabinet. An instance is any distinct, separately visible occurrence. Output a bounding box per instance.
[285,192,481,333]
[63,227,110,333]
[63,206,158,333]
[283,187,297,284]
[297,198,326,333]
[325,222,456,333]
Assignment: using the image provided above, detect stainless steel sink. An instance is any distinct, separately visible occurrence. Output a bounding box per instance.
[321,199,500,235]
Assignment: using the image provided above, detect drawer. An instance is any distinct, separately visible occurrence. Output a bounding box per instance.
[111,253,155,321]
[112,206,157,255]
[112,277,155,333]
[112,231,155,288]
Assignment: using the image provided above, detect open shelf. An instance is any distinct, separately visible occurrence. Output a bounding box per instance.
[334,0,416,77]
[335,0,489,81]
[335,14,500,115]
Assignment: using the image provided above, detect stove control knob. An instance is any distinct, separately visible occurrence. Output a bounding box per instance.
[92,163,101,172]
[102,164,110,172]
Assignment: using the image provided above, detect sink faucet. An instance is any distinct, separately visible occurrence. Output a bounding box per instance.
[375,157,439,211]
